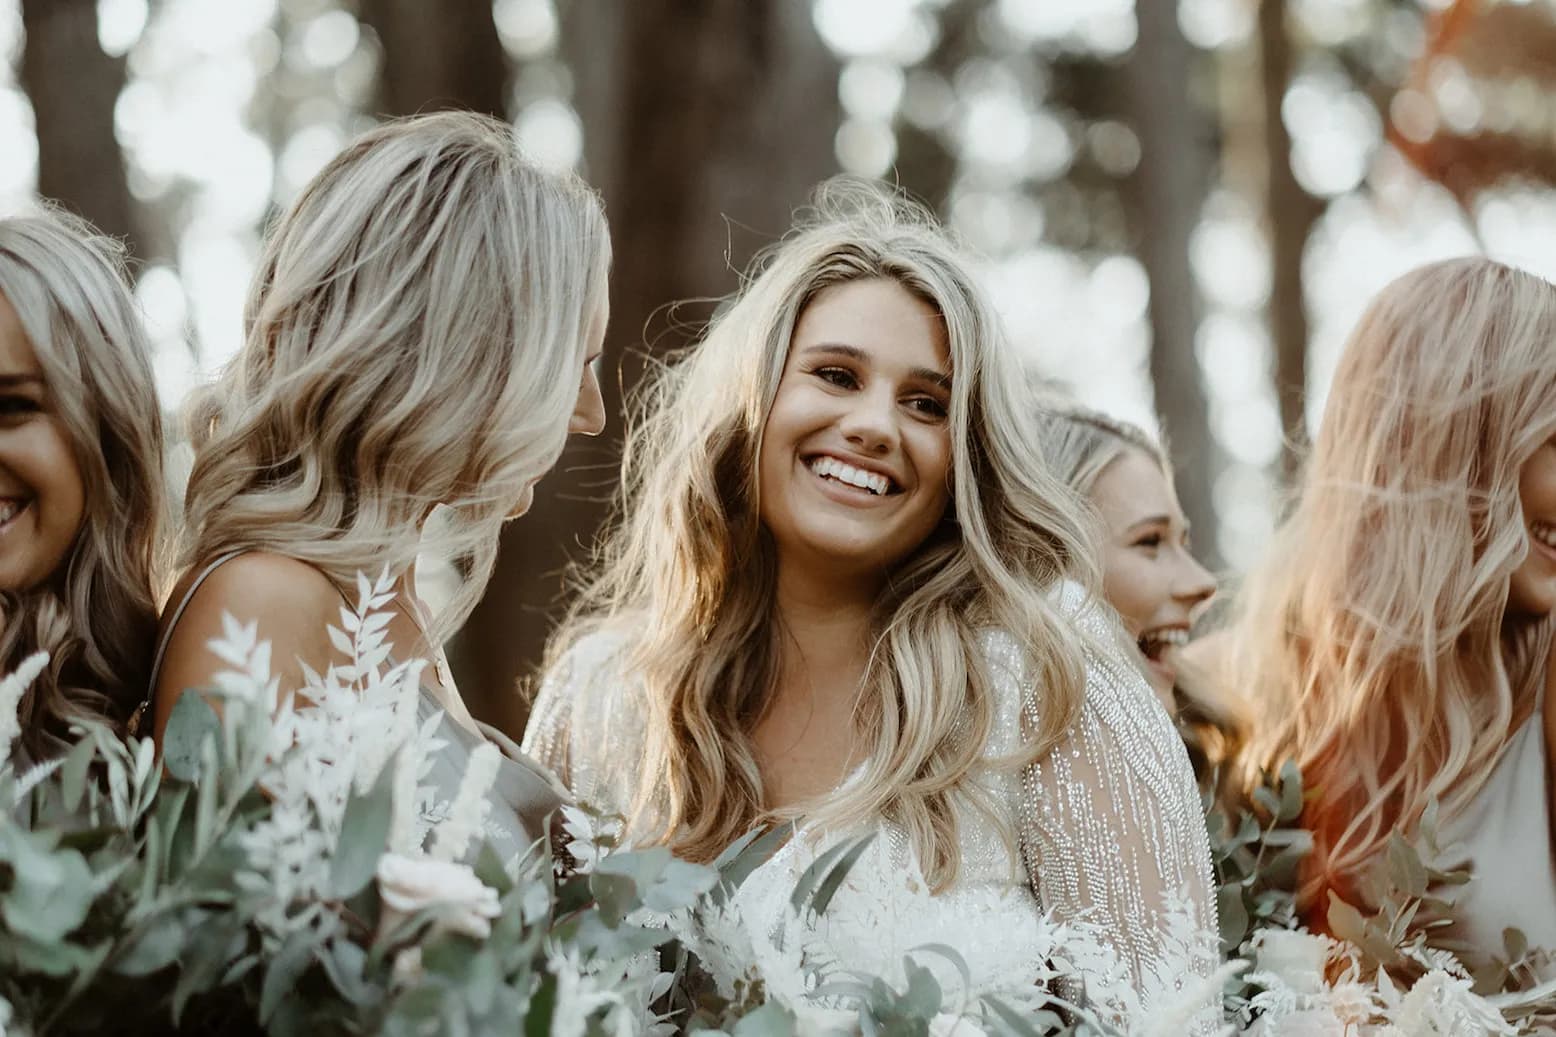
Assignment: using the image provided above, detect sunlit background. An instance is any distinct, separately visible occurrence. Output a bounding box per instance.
[4,0,1555,723]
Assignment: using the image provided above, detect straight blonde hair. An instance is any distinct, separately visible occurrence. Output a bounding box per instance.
[1230,257,1556,912]
[182,111,610,638]
[546,179,1099,890]
[0,207,167,758]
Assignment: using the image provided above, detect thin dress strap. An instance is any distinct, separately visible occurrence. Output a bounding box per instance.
[128,550,247,737]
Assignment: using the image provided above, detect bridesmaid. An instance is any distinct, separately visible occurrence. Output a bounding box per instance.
[0,209,165,762]
[1224,258,1556,967]
[148,111,610,854]
[1033,403,1245,787]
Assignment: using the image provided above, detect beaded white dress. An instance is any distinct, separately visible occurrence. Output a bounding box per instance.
[523,585,1219,1029]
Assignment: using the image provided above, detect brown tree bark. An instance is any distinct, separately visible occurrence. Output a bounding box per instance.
[19,0,137,249]
[1259,0,1321,480]
[1120,0,1224,570]
[454,0,841,735]
[357,0,507,118]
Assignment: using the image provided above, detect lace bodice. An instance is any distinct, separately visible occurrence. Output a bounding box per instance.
[523,586,1219,1028]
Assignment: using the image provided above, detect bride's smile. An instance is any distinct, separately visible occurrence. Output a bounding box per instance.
[756,277,953,578]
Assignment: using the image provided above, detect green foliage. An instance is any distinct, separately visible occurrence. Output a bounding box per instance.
[1205,759,1310,958]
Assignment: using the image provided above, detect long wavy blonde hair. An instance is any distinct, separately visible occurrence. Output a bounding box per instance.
[0,208,167,759]
[1230,257,1556,912]
[182,111,610,636]
[547,179,1099,890]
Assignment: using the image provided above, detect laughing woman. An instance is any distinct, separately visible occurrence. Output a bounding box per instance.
[525,181,1217,1027]
[1033,404,1247,787]
[0,210,165,763]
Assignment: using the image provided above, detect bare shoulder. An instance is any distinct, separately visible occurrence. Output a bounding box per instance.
[152,553,344,743]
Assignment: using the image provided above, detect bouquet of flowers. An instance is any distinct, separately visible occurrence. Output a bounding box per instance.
[0,573,711,1036]
[1209,766,1555,1035]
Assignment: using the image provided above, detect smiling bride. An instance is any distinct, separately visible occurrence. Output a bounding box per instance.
[523,179,1219,1029]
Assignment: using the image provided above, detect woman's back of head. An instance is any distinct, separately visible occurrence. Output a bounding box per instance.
[1230,256,1556,909]
[183,110,611,636]
[0,206,166,758]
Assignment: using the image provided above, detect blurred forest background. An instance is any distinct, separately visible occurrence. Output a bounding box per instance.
[4,0,1556,735]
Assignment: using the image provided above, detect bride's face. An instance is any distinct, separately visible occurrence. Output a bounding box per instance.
[756,278,953,581]
[1509,434,1556,618]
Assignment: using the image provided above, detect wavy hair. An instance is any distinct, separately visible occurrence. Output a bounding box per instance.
[546,178,1099,889]
[181,111,610,637]
[0,208,166,759]
[1229,257,1556,911]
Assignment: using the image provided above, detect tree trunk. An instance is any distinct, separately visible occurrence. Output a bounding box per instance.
[1120,0,1224,570]
[1258,0,1321,480]
[455,0,841,736]
[357,0,507,118]
[20,0,138,250]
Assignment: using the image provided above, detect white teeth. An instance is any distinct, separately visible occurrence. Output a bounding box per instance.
[807,457,891,496]
[1533,521,1556,550]
[1139,628,1188,648]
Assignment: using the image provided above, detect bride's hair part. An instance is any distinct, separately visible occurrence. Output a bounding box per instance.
[548,177,1099,889]
[0,208,167,758]
[1229,257,1556,910]
[182,111,609,637]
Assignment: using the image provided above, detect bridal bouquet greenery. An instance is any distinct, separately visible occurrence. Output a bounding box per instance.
[0,574,714,1036]
[0,573,1550,1036]
[1207,765,1556,1035]
[0,575,1186,1037]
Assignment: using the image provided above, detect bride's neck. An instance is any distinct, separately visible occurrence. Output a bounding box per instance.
[771,562,877,690]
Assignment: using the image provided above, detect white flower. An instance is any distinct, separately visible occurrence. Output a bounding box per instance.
[376,853,501,940]
[1390,970,1517,1036]
[1249,929,1336,996]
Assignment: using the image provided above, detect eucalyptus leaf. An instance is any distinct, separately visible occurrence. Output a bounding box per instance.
[809,832,877,918]
[162,690,220,782]
[114,914,188,976]
[58,734,95,812]
[261,928,321,1023]
[328,764,396,899]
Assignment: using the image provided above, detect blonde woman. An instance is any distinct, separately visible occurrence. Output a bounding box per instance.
[525,181,1216,1023]
[1034,404,1246,787]
[148,112,610,856]
[0,209,166,763]
[1225,257,1556,963]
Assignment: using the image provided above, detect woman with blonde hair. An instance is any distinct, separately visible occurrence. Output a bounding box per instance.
[1033,403,1244,786]
[1226,257,1556,961]
[525,180,1216,1023]
[0,208,166,762]
[148,111,611,855]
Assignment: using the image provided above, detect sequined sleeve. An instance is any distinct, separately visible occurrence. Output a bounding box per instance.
[1010,589,1219,1022]
[521,630,639,816]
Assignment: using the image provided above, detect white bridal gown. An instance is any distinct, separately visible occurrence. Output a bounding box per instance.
[524,584,1220,1030]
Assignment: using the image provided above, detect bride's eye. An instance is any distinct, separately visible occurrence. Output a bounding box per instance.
[813,366,859,390]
